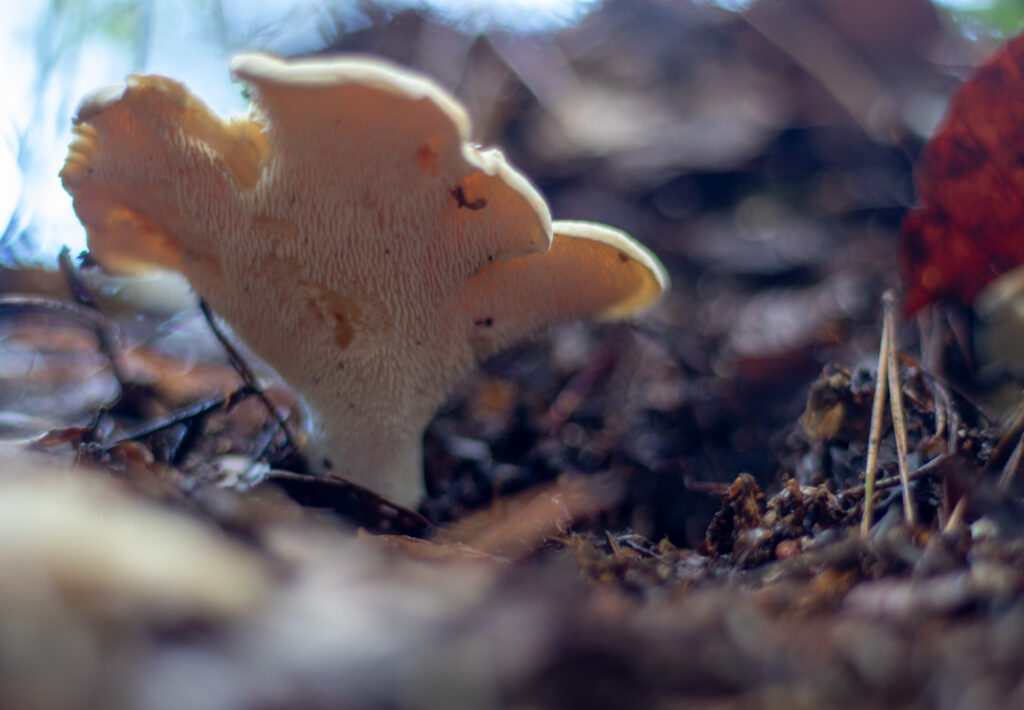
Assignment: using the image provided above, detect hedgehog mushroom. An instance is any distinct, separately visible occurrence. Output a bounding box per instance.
[60,53,668,506]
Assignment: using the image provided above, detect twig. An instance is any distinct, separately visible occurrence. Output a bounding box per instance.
[947,399,1024,530]
[57,247,97,308]
[604,530,623,560]
[844,454,949,498]
[98,386,253,454]
[932,383,947,447]
[996,428,1024,490]
[684,475,732,495]
[861,296,891,535]
[883,291,916,526]
[943,405,960,526]
[929,380,958,526]
[249,419,285,465]
[945,496,967,530]
[541,339,618,434]
[936,381,959,457]
[944,430,1024,530]
[168,416,206,466]
[984,398,1024,473]
[56,248,132,389]
[284,470,433,533]
[198,299,297,451]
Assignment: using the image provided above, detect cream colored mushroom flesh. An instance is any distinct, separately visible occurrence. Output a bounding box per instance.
[61,53,669,506]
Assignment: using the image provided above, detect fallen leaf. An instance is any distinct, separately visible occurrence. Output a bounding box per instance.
[901,32,1024,314]
[0,451,270,621]
[362,532,507,567]
[432,472,624,561]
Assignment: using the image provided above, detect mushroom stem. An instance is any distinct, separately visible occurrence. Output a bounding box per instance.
[305,406,425,506]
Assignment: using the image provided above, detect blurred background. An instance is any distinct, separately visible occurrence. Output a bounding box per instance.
[2,0,1023,543]
[1,0,1020,264]
[5,7,1024,707]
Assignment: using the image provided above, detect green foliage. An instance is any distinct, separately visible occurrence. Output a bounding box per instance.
[40,0,144,65]
[94,1,143,44]
[940,0,1024,39]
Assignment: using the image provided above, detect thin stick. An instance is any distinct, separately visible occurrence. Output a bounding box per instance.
[932,385,947,447]
[541,340,617,434]
[939,384,959,527]
[946,395,1024,530]
[861,298,891,535]
[945,497,966,530]
[944,429,1024,530]
[99,386,252,453]
[604,530,624,560]
[883,291,916,526]
[198,299,297,451]
[984,399,1024,474]
[56,248,139,393]
[996,428,1024,490]
[927,377,950,524]
[844,454,949,498]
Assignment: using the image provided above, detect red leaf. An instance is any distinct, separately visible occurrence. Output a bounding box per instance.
[901,32,1024,314]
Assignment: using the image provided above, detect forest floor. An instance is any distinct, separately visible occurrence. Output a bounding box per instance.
[2,2,1024,709]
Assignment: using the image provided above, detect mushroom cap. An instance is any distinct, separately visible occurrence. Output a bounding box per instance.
[457,220,669,361]
[60,52,669,505]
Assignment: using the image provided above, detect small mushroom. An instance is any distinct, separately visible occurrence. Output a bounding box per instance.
[60,53,668,506]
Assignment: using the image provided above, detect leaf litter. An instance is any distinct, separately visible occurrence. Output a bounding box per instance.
[4,3,1024,709]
